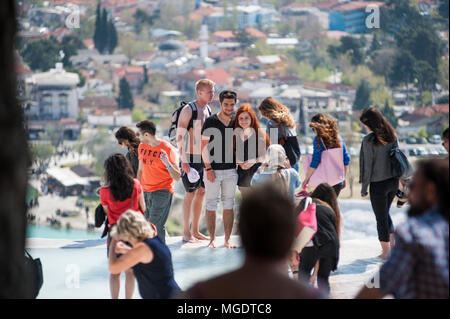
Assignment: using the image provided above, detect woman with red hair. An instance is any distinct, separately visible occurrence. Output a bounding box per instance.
[234,104,270,196]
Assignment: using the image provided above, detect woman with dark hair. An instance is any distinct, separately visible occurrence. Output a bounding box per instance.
[100,153,146,299]
[359,107,399,260]
[115,126,140,177]
[296,183,341,296]
[234,104,270,196]
[302,113,351,197]
[257,97,300,171]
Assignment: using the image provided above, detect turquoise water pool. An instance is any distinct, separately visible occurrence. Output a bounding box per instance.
[27,224,102,240]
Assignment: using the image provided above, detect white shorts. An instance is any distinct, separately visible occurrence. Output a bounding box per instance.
[203,169,238,211]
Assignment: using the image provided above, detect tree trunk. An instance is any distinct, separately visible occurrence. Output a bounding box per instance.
[0,1,31,298]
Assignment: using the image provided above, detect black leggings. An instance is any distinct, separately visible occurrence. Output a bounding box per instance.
[369,177,399,242]
[298,245,336,295]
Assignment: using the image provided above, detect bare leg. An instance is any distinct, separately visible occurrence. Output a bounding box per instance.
[379,241,390,260]
[124,268,135,299]
[310,261,320,286]
[206,210,216,248]
[192,187,209,241]
[110,273,120,299]
[223,209,236,249]
[238,186,249,198]
[182,192,197,243]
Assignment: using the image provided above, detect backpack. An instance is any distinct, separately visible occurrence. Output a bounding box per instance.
[278,124,301,167]
[390,142,412,179]
[168,101,211,148]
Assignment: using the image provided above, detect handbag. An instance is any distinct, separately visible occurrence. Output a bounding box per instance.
[94,204,105,228]
[278,124,301,167]
[390,142,412,179]
[25,250,43,298]
[302,139,345,188]
[293,197,317,253]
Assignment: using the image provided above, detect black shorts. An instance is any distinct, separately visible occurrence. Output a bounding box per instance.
[181,154,205,193]
[237,163,261,187]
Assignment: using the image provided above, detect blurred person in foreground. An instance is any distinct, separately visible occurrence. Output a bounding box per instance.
[180,184,323,299]
[443,127,449,154]
[356,159,449,299]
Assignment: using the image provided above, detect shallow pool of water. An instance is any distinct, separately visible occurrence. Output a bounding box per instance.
[27,224,102,240]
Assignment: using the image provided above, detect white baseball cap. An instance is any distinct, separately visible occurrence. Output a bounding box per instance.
[187,167,200,183]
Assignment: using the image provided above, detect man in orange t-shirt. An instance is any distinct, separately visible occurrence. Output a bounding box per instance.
[136,120,181,243]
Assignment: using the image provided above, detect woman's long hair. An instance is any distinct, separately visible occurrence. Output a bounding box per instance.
[115,127,140,155]
[360,107,397,146]
[257,97,296,129]
[297,183,341,240]
[103,153,134,202]
[309,113,341,149]
[234,104,271,150]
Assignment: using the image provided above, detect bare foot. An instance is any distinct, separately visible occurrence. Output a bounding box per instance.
[208,240,216,248]
[225,241,236,249]
[182,236,199,243]
[377,252,390,260]
[192,232,209,241]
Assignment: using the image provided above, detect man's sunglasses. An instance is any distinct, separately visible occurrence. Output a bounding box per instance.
[219,90,237,98]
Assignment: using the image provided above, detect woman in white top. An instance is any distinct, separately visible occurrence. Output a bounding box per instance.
[251,144,301,201]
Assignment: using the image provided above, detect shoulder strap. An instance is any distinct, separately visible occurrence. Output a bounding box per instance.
[320,138,328,150]
[187,101,198,130]
[277,123,287,141]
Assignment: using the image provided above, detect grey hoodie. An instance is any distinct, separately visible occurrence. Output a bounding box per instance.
[359,133,398,196]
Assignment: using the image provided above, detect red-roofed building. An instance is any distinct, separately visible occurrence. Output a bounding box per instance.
[413,104,449,117]
[245,27,267,39]
[102,0,140,12]
[177,68,233,92]
[189,7,222,22]
[212,30,236,42]
[112,66,145,93]
[314,0,340,11]
[82,39,94,50]
[184,40,203,51]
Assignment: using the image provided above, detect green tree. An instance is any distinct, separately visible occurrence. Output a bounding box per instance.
[132,108,146,122]
[30,143,55,167]
[369,33,382,53]
[418,126,428,138]
[353,80,372,111]
[233,29,256,55]
[390,50,416,88]
[118,78,134,110]
[143,65,148,84]
[61,35,86,67]
[107,18,118,54]
[381,99,398,128]
[21,37,61,71]
[415,60,438,93]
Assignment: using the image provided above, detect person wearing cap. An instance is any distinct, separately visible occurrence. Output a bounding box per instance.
[201,90,238,248]
[176,79,215,243]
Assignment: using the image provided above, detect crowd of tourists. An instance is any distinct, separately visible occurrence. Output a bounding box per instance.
[97,79,448,299]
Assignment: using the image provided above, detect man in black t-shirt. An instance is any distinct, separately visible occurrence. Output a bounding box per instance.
[201,90,238,248]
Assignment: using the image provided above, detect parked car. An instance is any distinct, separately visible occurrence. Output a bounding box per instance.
[406,137,418,144]
[428,135,443,144]
[416,148,428,157]
[438,146,447,155]
[409,149,418,156]
[417,137,428,144]
[428,149,439,156]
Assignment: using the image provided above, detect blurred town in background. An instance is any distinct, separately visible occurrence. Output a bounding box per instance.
[18,0,449,235]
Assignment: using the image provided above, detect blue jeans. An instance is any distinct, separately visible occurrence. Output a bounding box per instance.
[292,162,299,173]
[144,190,173,243]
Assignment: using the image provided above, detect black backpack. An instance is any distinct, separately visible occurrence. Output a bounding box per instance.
[168,101,211,147]
[278,124,301,167]
[390,142,412,179]
[25,250,43,298]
